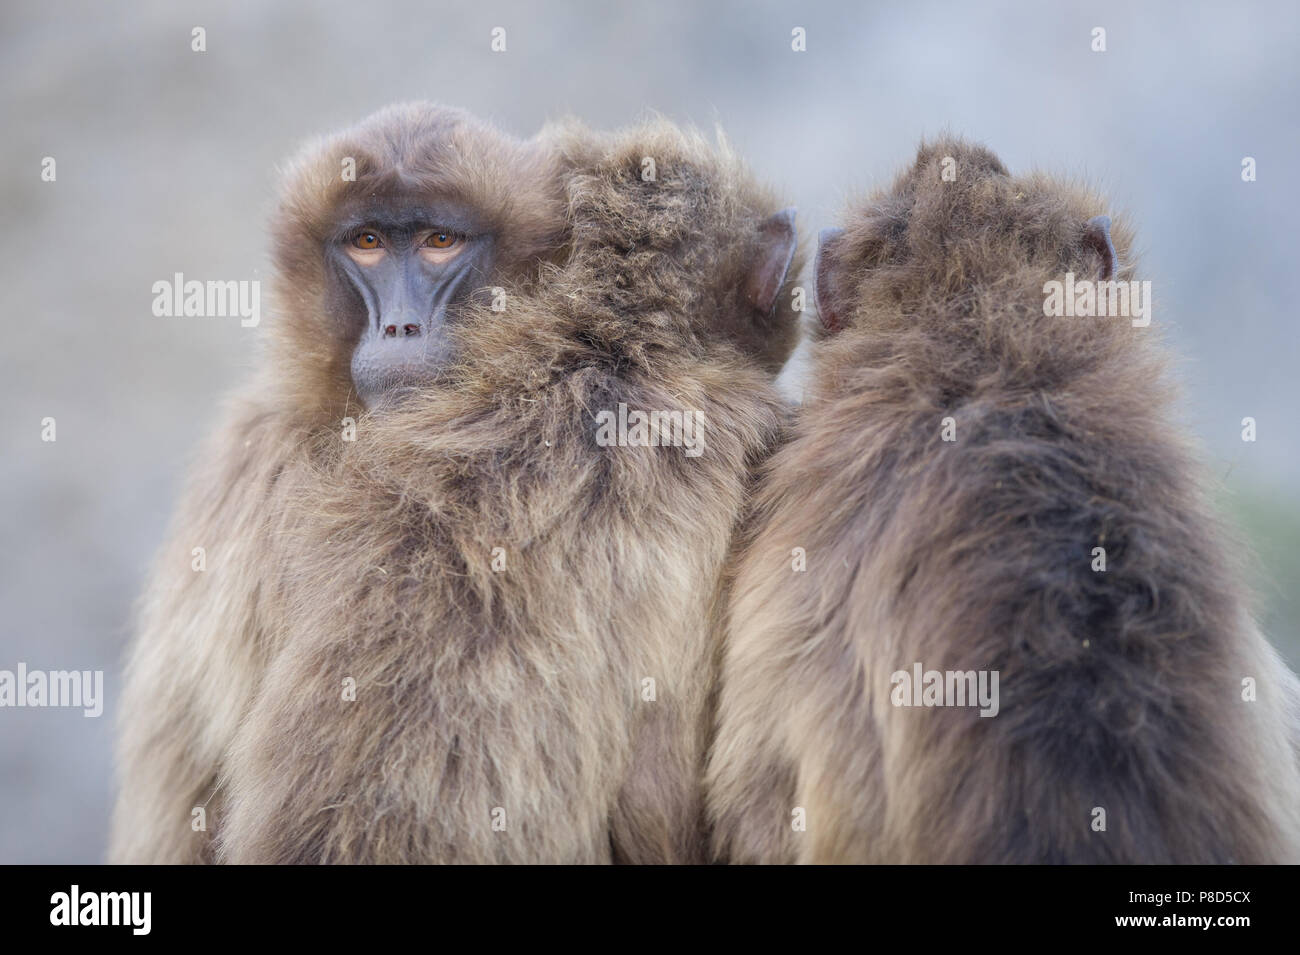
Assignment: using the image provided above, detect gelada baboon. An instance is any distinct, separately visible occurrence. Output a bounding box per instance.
[111,103,802,863]
[110,103,568,863]
[708,138,1300,864]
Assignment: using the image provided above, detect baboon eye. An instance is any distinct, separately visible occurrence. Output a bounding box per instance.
[352,232,382,250]
[425,231,458,249]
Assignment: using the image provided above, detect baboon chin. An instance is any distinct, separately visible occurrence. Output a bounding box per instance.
[708,138,1300,864]
[111,103,803,864]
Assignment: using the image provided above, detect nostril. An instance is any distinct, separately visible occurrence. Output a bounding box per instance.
[383,325,397,338]
[403,324,420,337]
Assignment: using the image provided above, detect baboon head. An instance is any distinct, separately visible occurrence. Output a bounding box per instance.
[815,138,1133,335]
[269,102,567,413]
[538,117,804,376]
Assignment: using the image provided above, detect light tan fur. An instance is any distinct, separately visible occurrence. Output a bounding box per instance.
[111,104,802,863]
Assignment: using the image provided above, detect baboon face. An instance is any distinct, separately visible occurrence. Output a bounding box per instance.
[815,140,1126,333]
[327,192,498,407]
[272,103,567,410]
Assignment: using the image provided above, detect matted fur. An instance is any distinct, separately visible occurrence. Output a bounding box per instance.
[707,138,1300,863]
[111,104,803,863]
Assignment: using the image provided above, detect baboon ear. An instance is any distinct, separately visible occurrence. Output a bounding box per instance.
[815,227,848,333]
[745,207,798,316]
[1083,215,1117,281]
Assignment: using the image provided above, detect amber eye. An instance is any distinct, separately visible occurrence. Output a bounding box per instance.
[352,232,382,250]
[425,231,457,249]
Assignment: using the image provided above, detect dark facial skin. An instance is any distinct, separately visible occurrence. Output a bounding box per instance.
[327,196,495,408]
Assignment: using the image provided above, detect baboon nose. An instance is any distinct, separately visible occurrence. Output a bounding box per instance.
[403,323,420,336]
[383,325,397,338]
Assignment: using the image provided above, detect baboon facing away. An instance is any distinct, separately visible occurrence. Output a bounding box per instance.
[707,138,1300,864]
[111,104,803,863]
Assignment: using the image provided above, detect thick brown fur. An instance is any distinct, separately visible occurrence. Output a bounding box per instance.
[111,104,803,863]
[109,104,566,864]
[707,138,1300,863]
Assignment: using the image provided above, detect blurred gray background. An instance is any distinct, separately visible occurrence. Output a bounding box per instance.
[2,0,1297,863]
